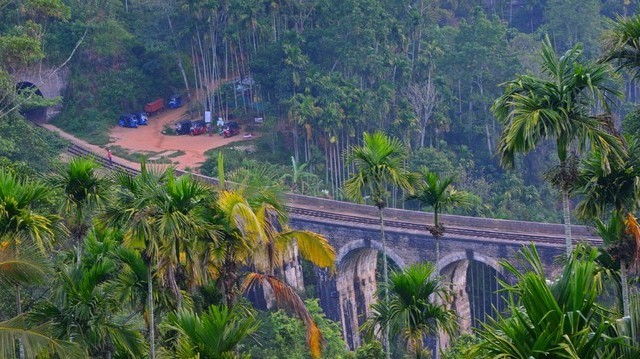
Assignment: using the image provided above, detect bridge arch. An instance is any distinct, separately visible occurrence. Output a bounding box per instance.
[336,239,406,269]
[438,250,507,341]
[438,250,503,275]
[334,239,405,349]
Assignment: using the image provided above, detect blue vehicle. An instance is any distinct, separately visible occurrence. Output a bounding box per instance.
[118,114,138,128]
[168,95,183,109]
[133,112,148,125]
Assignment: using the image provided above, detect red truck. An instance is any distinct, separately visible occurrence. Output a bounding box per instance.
[144,98,164,115]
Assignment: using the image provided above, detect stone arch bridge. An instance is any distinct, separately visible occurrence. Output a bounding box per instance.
[65,140,602,351]
[283,194,601,349]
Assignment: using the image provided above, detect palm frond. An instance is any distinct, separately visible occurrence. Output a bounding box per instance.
[242,273,323,358]
[0,315,83,359]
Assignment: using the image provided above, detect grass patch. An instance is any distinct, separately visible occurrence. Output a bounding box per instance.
[108,146,179,165]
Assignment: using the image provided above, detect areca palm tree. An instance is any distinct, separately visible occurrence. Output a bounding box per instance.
[47,157,111,256]
[211,159,335,358]
[151,170,217,305]
[344,131,416,359]
[474,244,622,358]
[0,240,81,359]
[574,136,640,317]
[602,13,640,79]
[101,164,166,359]
[0,170,63,358]
[162,304,258,359]
[361,263,457,359]
[408,168,471,271]
[492,36,622,256]
[30,233,147,358]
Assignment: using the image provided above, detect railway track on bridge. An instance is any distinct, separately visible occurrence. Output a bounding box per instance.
[62,142,601,247]
[285,206,599,246]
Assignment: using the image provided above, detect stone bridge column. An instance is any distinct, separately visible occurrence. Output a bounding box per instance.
[336,248,378,350]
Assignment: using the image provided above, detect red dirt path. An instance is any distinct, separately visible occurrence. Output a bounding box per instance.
[45,106,253,171]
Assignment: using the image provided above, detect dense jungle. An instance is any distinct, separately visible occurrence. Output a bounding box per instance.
[2,0,640,358]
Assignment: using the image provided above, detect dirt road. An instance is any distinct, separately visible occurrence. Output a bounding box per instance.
[45,106,253,171]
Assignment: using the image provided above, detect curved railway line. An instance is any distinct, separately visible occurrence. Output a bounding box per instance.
[64,143,602,247]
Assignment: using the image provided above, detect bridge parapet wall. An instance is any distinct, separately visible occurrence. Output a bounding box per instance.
[286,193,597,239]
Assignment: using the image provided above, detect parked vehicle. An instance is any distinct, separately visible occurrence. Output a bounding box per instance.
[118,114,138,128]
[222,121,240,138]
[144,98,164,115]
[168,95,183,109]
[133,112,148,125]
[175,120,192,135]
[190,120,207,136]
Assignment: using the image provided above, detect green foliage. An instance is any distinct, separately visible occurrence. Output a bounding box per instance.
[0,114,67,173]
[344,341,385,359]
[247,299,348,359]
[441,334,479,359]
[474,244,631,358]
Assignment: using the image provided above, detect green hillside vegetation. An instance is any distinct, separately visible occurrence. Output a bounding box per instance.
[10,0,640,222]
[2,0,640,358]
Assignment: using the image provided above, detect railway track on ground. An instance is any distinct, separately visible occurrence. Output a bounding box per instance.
[63,143,601,247]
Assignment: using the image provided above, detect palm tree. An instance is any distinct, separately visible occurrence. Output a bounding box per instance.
[573,136,640,317]
[492,36,622,256]
[162,304,258,359]
[101,164,166,359]
[0,240,81,359]
[591,212,638,318]
[30,233,147,358]
[344,131,416,359]
[210,159,335,358]
[47,157,111,257]
[150,170,217,305]
[0,169,63,358]
[473,244,621,358]
[281,156,318,194]
[408,168,471,271]
[602,13,640,79]
[361,263,457,359]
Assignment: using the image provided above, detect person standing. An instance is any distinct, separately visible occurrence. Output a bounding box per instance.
[107,148,113,165]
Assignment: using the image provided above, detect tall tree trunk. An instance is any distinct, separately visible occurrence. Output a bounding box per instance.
[378,207,391,359]
[621,260,630,317]
[562,189,573,257]
[16,284,24,359]
[147,265,156,359]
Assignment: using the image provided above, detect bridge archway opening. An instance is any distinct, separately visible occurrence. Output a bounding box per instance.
[335,240,404,349]
[15,81,47,123]
[439,252,507,333]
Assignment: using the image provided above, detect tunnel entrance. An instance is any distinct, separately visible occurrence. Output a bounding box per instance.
[15,82,47,123]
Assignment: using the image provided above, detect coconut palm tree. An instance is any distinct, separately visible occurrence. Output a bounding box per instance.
[47,156,111,256]
[408,168,471,271]
[473,244,621,358]
[344,131,416,359]
[492,36,622,256]
[361,263,457,359]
